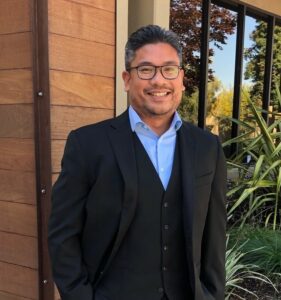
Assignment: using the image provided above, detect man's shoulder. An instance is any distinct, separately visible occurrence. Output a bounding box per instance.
[182,121,218,144]
[71,110,129,138]
[73,117,113,135]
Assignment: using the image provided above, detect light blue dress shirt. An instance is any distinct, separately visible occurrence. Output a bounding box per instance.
[128,106,182,190]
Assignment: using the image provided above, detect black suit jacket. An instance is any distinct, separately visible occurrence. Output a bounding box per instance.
[48,110,227,300]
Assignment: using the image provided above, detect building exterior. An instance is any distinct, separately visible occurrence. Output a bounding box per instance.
[0,0,280,299]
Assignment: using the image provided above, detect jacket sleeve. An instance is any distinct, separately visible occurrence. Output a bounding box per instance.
[200,136,227,299]
[48,131,93,300]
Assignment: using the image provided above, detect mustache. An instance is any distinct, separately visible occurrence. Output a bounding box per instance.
[144,86,173,93]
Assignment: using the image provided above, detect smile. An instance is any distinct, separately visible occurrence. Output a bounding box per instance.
[147,91,170,97]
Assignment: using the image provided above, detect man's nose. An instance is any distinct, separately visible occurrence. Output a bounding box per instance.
[150,67,166,83]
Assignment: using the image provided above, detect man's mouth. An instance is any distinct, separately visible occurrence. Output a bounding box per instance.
[147,91,171,97]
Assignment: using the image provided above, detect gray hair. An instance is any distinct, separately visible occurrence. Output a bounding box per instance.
[125,25,182,70]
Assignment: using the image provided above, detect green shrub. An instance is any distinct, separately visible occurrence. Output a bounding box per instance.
[224,94,281,230]
[225,234,277,299]
[229,226,281,277]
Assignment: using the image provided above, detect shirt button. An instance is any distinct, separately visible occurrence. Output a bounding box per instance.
[163,202,168,208]
[160,167,164,172]
[158,287,164,293]
[164,224,169,230]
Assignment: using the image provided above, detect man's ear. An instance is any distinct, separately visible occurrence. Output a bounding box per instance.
[122,71,130,92]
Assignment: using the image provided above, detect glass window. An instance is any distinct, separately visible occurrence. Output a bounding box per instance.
[170,0,203,125]
[206,3,237,145]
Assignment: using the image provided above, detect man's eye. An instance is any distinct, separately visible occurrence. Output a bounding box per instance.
[163,66,177,73]
[139,67,154,73]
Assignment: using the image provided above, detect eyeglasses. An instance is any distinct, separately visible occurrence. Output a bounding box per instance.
[127,65,182,80]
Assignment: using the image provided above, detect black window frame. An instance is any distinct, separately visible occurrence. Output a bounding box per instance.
[197,0,280,154]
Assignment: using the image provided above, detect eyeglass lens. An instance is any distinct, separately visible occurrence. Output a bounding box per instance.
[137,65,180,79]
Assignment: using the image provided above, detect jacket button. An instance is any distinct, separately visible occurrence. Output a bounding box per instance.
[158,287,164,293]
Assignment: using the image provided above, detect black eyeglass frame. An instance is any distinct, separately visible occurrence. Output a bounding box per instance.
[127,65,183,80]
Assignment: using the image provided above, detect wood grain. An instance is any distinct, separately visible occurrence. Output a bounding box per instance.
[0,138,35,172]
[51,140,66,173]
[0,70,33,104]
[51,105,113,139]
[49,0,115,45]
[240,0,281,16]
[0,291,33,300]
[0,0,31,34]
[0,170,36,204]
[0,33,32,69]
[50,70,114,109]
[0,231,38,269]
[0,261,38,299]
[0,104,34,138]
[69,0,115,12]
[0,201,37,236]
[49,34,115,77]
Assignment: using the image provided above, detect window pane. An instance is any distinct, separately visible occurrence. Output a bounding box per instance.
[170,0,203,125]
[242,16,267,129]
[207,3,237,145]
[271,24,281,116]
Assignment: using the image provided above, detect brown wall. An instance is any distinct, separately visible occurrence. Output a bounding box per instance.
[238,0,281,17]
[0,0,39,299]
[49,0,115,182]
[48,0,116,298]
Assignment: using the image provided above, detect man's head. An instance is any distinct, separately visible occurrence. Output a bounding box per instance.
[122,25,185,129]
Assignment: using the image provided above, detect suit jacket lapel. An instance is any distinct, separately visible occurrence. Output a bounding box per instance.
[99,110,138,278]
[178,122,196,239]
[178,122,196,289]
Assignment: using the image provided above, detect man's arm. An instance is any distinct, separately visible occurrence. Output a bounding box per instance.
[200,136,227,299]
[48,131,93,300]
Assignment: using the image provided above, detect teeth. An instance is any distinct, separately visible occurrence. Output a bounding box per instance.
[150,92,168,96]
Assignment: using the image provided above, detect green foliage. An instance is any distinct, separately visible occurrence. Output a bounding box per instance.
[229,226,281,277]
[224,94,281,230]
[244,21,281,111]
[225,235,277,299]
[208,84,253,141]
[178,89,199,124]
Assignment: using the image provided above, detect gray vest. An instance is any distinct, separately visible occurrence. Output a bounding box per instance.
[95,134,192,300]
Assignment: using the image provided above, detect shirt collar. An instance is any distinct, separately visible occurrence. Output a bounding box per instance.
[128,105,182,133]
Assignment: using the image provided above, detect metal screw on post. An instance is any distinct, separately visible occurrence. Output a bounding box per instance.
[41,188,46,195]
[43,279,48,284]
[38,91,44,97]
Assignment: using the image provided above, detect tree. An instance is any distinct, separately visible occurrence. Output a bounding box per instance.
[244,21,281,113]
[170,0,237,96]
[209,85,252,141]
[177,77,222,125]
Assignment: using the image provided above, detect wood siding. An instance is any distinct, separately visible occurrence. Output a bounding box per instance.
[48,0,116,298]
[0,0,38,299]
[239,0,281,16]
[49,0,115,178]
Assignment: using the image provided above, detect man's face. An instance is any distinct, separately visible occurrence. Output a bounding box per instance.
[122,43,184,120]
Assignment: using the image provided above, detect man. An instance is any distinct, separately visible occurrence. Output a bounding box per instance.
[48,25,227,300]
